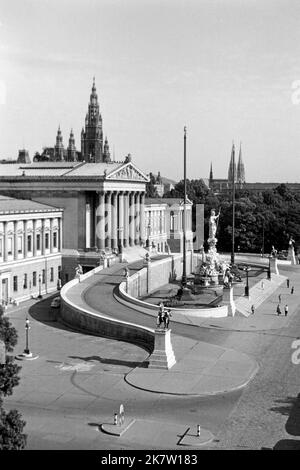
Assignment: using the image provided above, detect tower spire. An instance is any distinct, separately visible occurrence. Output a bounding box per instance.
[228,141,237,184]
[236,141,245,185]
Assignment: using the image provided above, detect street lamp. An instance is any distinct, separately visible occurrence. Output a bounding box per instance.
[244,266,251,297]
[24,318,31,356]
[267,255,271,280]
[182,126,187,287]
[38,274,42,299]
[147,223,151,248]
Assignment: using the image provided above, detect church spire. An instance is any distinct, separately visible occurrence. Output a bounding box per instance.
[236,142,245,186]
[228,141,236,185]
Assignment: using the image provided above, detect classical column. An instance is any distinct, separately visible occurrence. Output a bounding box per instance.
[33,219,37,256]
[13,221,18,260]
[140,192,145,245]
[123,192,129,248]
[58,216,63,252]
[105,191,112,250]
[49,219,53,253]
[135,192,140,245]
[95,191,105,250]
[3,222,8,262]
[23,220,28,259]
[129,192,135,247]
[111,191,118,251]
[118,191,124,250]
[41,219,45,255]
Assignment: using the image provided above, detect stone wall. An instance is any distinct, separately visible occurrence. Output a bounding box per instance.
[127,253,194,298]
[60,267,154,352]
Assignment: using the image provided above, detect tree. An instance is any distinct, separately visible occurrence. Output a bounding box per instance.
[0,307,27,450]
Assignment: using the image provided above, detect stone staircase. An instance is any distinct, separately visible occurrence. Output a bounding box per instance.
[235,274,286,317]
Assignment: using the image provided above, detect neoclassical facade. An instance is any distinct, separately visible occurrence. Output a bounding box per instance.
[0,195,63,305]
[0,159,149,280]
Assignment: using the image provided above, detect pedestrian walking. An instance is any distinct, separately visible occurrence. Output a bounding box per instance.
[278,294,281,303]
[276,304,281,315]
[251,305,255,315]
[284,305,289,316]
[287,278,290,288]
[261,280,264,290]
[291,286,294,294]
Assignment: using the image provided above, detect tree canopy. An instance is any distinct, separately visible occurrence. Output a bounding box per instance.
[0,307,27,450]
[165,180,300,254]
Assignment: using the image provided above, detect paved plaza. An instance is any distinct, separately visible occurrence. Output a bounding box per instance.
[3,259,300,449]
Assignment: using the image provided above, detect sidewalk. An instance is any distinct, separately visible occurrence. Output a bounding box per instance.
[125,335,258,396]
[65,262,259,396]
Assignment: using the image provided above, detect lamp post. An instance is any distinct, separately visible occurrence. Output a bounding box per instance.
[147,223,151,248]
[267,255,271,280]
[24,318,31,355]
[182,126,187,287]
[231,143,236,265]
[244,266,251,297]
[38,274,42,299]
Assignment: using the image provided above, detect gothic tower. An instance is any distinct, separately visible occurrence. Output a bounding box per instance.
[236,142,245,187]
[228,142,236,185]
[67,129,77,161]
[81,78,107,162]
[103,136,111,163]
[53,126,64,161]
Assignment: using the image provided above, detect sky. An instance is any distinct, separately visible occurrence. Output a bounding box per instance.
[1,0,300,182]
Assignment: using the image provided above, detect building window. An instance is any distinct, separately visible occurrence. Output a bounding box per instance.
[53,232,57,248]
[45,233,49,249]
[58,266,62,279]
[27,235,32,252]
[18,236,23,254]
[7,238,12,255]
[42,269,45,284]
[36,234,41,251]
[33,271,37,287]
[23,273,27,289]
[50,267,54,282]
[13,276,18,292]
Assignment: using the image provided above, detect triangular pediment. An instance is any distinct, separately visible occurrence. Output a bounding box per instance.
[106,162,149,182]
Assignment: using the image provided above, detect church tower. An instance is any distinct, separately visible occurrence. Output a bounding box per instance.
[228,142,236,185]
[236,142,245,187]
[53,126,65,161]
[81,78,107,162]
[67,129,77,161]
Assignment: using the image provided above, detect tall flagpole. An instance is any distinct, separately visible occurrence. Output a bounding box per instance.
[231,142,235,265]
[182,126,187,287]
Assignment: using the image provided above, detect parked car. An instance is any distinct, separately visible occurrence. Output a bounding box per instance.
[51,297,61,308]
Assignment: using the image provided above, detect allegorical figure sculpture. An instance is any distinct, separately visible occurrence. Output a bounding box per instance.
[209,209,220,239]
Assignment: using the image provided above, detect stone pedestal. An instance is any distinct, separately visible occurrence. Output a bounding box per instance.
[222,286,236,317]
[180,287,195,301]
[288,246,296,265]
[148,328,176,370]
[270,257,279,275]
